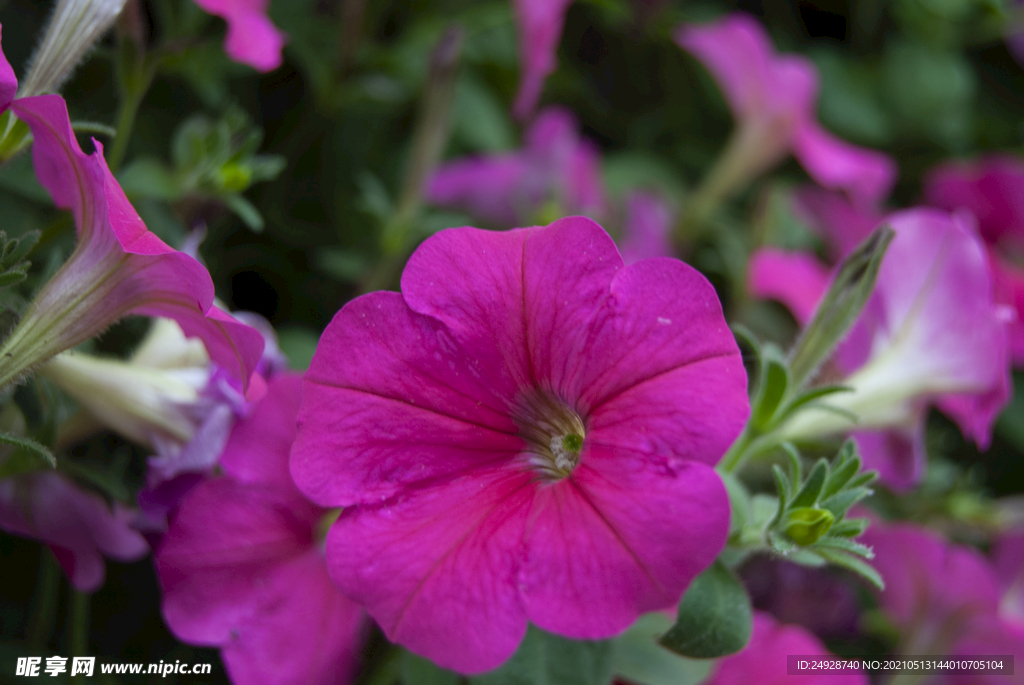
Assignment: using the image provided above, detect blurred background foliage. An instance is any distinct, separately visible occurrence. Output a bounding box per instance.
[2,0,1024,681]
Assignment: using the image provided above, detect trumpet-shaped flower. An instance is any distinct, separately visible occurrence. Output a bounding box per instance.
[700,611,867,685]
[675,14,895,205]
[191,0,286,72]
[511,0,574,118]
[0,92,264,392]
[752,208,1010,488]
[291,216,748,673]
[157,374,365,685]
[0,471,148,592]
[426,107,606,228]
[924,156,1024,365]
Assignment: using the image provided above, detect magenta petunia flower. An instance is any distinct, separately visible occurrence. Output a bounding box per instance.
[0,471,148,592]
[0,92,264,391]
[754,208,1010,489]
[290,216,748,673]
[861,522,1024,682]
[157,373,365,685]
[191,0,286,72]
[426,106,606,228]
[924,156,1024,365]
[699,611,867,684]
[675,13,896,205]
[511,0,574,118]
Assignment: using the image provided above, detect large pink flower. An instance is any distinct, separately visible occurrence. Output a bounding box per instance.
[675,14,895,205]
[924,156,1024,365]
[0,472,148,592]
[699,611,867,685]
[426,107,606,228]
[0,90,263,391]
[291,216,748,673]
[753,205,1010,489]
[191,0,286,72]
[156,374,364,685]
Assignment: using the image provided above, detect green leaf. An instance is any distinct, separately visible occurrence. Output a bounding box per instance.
[118,158,181,200]
[0,431,56,478]
[660,561,752,659]
[820,442,861,500]
[816,548,885,590]
[828,517,870,538]
[470,626,613,685]
[776,385,853,425]
[790,459,828,508]
[812,536,874,558]
[820,487,873,520]
[751,348,788,430]
[788,226,894,389]
[610,613,711,685]
[401,651,460,685]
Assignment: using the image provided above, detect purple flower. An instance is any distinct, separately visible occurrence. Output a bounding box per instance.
[861,522,1024,682]
[0,471,148,592]
[156,374,365,685]
[290,216,749,673]
[511,0,574,118]
[426,107,606,227]
[700,611,868,684]
[924,156,1024,365]
[754,208,1010,489]
[0,91,264,391]
[675,14,896,205]
[191,0,286,72]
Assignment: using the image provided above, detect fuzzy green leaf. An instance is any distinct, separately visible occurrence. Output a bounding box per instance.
[660,561,752,659]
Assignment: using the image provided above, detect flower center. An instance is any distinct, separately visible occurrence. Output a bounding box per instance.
[513,391,586,481]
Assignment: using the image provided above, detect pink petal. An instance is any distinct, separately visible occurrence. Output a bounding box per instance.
[674,14,778,121]
[792,120,897,205]
[868,210,1010,444]
[859,522,1000,628]
[704,612,868,685]
[325,466,534,674]
[520,455,728,637]
[191,0,286,72]
[158,478,319,643]
[219,551,364,685]
[619,191,674,264]
[10,95,264,389]
[293,291,523,508]
[0,24,16,109]
[923,156,1024,245]
[747,248,831,326]
[219,373,303,487]
[0,473,148,592]
[511,0,574,119]
[990,251,1024,366]
[852,426,927,492]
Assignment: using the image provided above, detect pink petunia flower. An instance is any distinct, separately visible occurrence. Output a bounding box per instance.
[675,14,896,206]
[191,0,286,72]
[511,0,574,119]
[0,471,148,592]
[754,206,1010,489]
[156,373,365,685]
[426,106,606,227]
[861,522,1024,683]
[290,216,749,673]
[924,156,1024,365]
[0,88,264,392]
[699,611,867,684]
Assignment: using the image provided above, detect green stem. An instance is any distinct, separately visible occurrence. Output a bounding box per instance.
[68,590,90,684]
[27,549,61,647]
[107,86,146,172]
